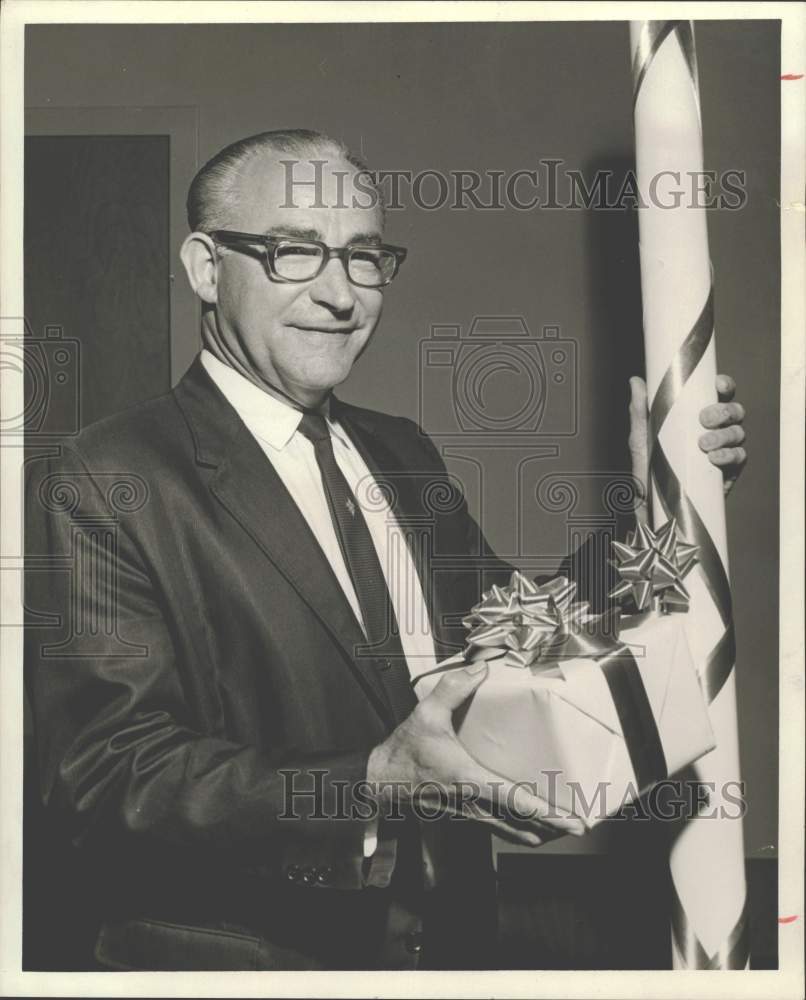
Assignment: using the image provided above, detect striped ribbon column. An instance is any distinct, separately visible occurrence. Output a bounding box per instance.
[629,21,749,969]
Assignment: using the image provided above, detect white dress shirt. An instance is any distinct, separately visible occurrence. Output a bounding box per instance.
[201,351,440,857]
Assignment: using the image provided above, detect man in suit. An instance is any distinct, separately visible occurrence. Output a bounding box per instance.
[24,129,748,971]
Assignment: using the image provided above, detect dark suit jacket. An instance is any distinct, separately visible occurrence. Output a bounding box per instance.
[25,357,513,970]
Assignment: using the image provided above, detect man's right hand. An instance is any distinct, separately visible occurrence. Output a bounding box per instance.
[366,661,585,847]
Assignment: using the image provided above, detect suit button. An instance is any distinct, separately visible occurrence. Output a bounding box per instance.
[316,866,333,886]
[405,930,423,955]
[300,866,317,885]
[377,658,393,672]
[285,864,302,883]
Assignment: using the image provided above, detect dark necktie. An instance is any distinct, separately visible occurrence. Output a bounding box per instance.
[297,412,417,725]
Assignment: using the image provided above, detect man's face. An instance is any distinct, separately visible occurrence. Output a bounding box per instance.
[212,153,386,401]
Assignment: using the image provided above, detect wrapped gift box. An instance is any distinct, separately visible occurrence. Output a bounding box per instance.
[413,609,715,827]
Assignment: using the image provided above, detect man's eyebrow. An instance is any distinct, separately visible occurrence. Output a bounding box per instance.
[262,224,383,244]
[347,232,383,245]
[263,224,322,241]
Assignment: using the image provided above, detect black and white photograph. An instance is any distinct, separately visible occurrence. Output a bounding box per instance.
[0,2,803,997]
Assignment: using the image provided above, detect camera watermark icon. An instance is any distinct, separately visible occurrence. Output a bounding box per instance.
[418,317,577,441]
[0,317,81,438]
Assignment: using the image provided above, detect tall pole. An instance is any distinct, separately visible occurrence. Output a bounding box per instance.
[629,21,749,968]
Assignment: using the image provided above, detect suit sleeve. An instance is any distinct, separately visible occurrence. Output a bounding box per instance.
[24,443,373,881]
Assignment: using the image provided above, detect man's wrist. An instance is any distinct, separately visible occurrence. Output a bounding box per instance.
[366,742,386,787]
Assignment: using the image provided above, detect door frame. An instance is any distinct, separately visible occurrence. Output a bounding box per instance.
[26,105,200,385]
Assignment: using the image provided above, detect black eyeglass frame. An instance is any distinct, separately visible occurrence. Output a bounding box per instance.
[208,229,408,288]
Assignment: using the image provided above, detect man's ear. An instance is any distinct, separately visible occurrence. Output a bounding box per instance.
[180,233,219,304]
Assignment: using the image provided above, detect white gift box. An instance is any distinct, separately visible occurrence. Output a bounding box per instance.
[413,611,716,827]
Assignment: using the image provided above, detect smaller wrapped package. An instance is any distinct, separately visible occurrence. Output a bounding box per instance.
[413,521,714,826]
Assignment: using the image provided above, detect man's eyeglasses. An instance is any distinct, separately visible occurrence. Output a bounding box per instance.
[208,230,408,288]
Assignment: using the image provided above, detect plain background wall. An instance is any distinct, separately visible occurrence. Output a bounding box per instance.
[25,20,779,858]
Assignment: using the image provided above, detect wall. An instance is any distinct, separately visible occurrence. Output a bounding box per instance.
[25,20,780,858]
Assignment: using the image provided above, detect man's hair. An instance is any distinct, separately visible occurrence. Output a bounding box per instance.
[186,128,382,232]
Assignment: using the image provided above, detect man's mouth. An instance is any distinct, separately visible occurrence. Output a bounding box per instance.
[290,325,357,335]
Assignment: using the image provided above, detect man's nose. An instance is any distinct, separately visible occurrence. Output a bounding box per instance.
[308,257,357,314]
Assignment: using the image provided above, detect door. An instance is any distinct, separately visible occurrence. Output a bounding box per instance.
[25,133,171,430]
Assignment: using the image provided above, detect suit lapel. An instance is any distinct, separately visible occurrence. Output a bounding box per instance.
[174,359,394,724]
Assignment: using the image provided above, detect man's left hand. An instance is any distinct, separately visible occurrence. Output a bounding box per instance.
[628,374,747,524]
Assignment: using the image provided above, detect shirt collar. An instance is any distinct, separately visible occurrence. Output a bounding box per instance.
[200,350,350,452]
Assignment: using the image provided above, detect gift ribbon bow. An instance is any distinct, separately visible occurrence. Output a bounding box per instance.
[461,571,621,669]
[608,517,698,613]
